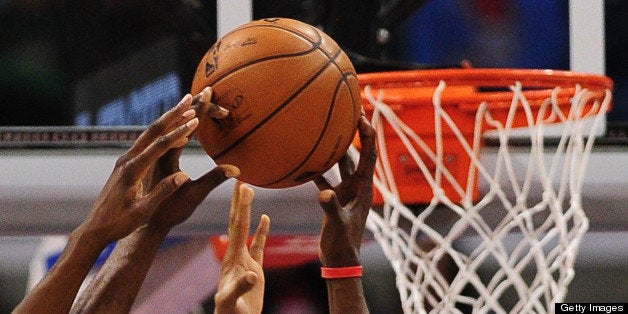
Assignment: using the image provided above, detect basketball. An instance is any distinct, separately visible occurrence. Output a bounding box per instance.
[191,18,361,188]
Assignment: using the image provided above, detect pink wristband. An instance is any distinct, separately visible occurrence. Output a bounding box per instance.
[321,266,363,279]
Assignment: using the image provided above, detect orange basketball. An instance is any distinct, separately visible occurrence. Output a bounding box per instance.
[191,18,361,188]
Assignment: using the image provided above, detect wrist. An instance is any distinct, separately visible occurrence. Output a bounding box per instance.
[320,250,361,268]
[143,221,172,237]
[72,222,112,250]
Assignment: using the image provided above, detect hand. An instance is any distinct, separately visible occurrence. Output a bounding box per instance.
[214,181,270,314]
[65,89,235,314]
[314,116,377,266]
[81,93,200,245]
[145,87,239,231]
[13,92,204,314]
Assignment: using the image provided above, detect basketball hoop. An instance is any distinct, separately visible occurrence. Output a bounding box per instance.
[353,69,613,313]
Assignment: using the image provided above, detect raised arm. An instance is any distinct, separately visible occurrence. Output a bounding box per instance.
[214,181,270,314]
[70,87,237,313]
[315,116,377,314]
[13,88,200,314]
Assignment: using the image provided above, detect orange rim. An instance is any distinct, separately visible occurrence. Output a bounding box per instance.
[358,68,613,112]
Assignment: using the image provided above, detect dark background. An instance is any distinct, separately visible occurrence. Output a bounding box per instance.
[1,0,626,128]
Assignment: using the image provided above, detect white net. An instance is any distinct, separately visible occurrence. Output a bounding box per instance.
[358,80,612,314]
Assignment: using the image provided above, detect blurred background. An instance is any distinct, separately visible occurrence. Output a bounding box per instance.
[1,0,626,313]
[1,0,627,127]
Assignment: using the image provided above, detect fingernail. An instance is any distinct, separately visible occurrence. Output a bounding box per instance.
[319,189,334,203]
[196,90,205,101]
[202,86,213,99]
[186,117,199,128]
[174,172,189,186]
[261,214,270,224]
[209,106,229,119]
[198,88,212,104]
[176,94,192,110]
[173,137,189,148]
[182,108,196,118]
[223,165,241,178]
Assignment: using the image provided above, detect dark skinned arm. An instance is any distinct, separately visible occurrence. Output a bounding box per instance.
[13,88,200,314]
[70,88,237,314]
[315,116,377,314]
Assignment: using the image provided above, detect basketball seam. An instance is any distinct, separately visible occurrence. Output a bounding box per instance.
[205,24,323,87]
[213,48,343,161]
[236,23,323,47]
[205,48,321,87]
[221,21,322,45]
[260,71,358,187]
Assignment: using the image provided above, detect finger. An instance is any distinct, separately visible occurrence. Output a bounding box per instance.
[318,189,343,221]
[228,181,253,251]
[126,117,199,178]
[337,154,356,180]
[228,180,242,228]
[208,103,230,119]
[170,137,189,149]
[354,116,377,184]
[196,165,240,192]
[216,271,258,307]
[183,165,240,205]
[136,172,189,217]
[193,86,229,119]
[144,138,189,191]
[129,94,194,157]
[249,214,270,264]
[313,175,334,192]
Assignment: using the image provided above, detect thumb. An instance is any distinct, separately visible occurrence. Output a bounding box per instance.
[139,172,189,215]
[184,164,240,205]
[318,189,342,220]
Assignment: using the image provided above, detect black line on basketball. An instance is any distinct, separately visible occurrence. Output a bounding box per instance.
[238,22,335,61]
[213,49,342,160]
[205,25,323,87]
[343,71,360,129]
[206,47,321,87]
[261,71,355,187]
[236,23,322,47]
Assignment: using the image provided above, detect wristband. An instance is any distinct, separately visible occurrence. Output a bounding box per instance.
[321,266,363,279]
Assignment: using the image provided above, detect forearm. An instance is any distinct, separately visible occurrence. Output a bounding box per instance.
[71,224,170,314]
[326,277,369,314]
[14,225,108,314]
